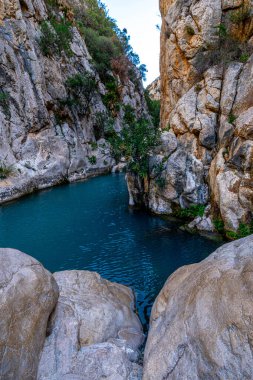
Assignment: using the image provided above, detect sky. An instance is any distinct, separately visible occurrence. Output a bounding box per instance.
[102,0,161,85]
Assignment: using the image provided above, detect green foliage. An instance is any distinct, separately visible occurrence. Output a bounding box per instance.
[76,1,146,81]
[88,155,97,165]
[93,111,114,140]
[217,23,227,38]
[152,161,166,188]
[228,113,237,124]
[0,162,15,179]
[195,84,202,93]
[109,118,160,177]
[39,18,73,57]
[123,105,136,125]
[176,205,206,219]
[90,142,98,150]
[240,53,249,63]
[64,72,97,114]
[186,25,195,36]
[144,90,160,128]
[227,222,253,240]
[0,91,10,115]
[102,78,121,115]
[164,124,171,132]
[213,218,225,233]
[230,5,251,24]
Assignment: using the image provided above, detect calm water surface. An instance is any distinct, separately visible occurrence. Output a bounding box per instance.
[0,174,221,331]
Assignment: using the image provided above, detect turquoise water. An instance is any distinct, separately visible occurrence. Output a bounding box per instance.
[0,174,220,331]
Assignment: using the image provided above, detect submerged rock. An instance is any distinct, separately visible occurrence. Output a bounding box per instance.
[0,248,58,380]
[143,235,253,379]
[37,270,144,380]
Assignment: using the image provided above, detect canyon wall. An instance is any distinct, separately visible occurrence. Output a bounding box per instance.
[149,0,253,233]
[0,0,147,203]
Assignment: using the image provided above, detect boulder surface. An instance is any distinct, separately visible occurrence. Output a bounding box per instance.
[0,248,59,380]
[143,235,253,380]
[38,270,144,380]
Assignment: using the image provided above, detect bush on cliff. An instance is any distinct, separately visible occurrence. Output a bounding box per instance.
[109,118,160,178]
[39,18,73,57]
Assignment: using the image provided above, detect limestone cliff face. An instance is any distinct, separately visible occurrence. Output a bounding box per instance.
[0,0,147,203]
[146,77,161,101]
[150,0,253,232]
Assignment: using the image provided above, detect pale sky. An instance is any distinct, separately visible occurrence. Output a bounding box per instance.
[102,0,161,85]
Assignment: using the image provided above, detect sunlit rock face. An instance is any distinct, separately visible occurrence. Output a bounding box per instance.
[146,0,253,231]
[147,77,161,101]
[0,0,147,204]
[143,235,253,379]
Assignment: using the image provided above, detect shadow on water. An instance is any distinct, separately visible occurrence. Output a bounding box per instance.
[0,173,222,332]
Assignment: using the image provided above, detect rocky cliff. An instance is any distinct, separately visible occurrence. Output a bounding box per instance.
[144,0,253,235]
[0,0,148,203]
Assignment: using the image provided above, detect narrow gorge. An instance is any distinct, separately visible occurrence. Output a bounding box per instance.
[0,0,253,379]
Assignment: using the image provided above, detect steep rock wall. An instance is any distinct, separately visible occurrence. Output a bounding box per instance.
[149,0,253,232]
[0,0,147,203]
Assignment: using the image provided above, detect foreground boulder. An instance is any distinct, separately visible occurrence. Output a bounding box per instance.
[143,235,253,379]
[0,249,59,380]
[38,271,144,379]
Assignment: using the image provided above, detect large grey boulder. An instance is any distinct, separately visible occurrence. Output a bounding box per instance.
[143,235,253,379]
[38,270,144,380]
[0,248,59,380]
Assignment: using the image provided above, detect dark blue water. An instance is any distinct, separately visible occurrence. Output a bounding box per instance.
[0,174,220,331]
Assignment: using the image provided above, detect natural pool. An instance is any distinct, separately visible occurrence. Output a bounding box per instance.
[0,173,221,331]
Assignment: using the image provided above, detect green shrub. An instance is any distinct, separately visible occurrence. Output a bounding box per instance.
[102,78,121,115]
[88,155,97,165]
[240,53,249,63]
[213,218,225,233]
[0,162,15,179]
[186,26,195,36]
[228,113,237,124]
[123,105,136,125]
[39,18,73,57]
[0,91,10,115]
[64,72,97,114]
[176,205,206,219]
[230,5,251,24]
[109,118,160,177]
[76,2,146,81]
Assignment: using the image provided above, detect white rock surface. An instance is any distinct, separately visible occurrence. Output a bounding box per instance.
[38,270,144,380]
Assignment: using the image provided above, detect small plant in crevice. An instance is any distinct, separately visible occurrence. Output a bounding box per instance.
[39,17,73,57]
[226,222,253,240]
[0,161,15,179]
[239,53,249,63]
[0,90,10,116]
[88,155,97,165]
[185,25,195,36]
[195,84,202,93]
[213,218,225,233]
[228,113,237,124]
[176,205,206,219]
[230,5,251,25]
